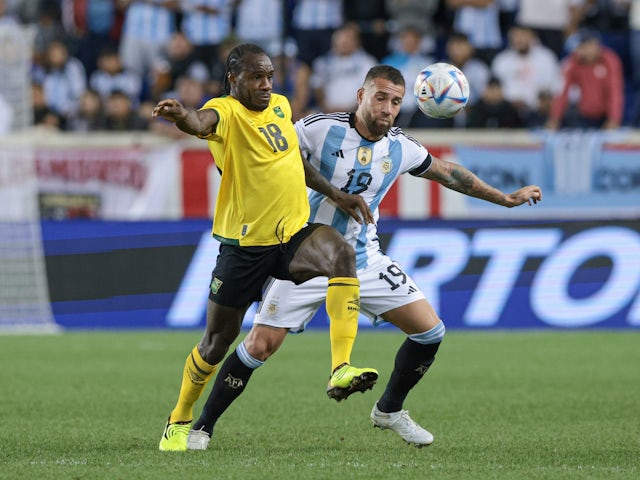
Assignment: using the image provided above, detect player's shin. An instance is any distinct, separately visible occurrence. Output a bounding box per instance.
[326,277,360,371]
[169,345,218,423]
[193,342,263,434]
[377,320,445,413]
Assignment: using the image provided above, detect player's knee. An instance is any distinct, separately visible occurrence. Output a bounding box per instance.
[243,327,285,361]
[243,335,274,361]
[198,335,232,365]
[409,319,445,345]
[326,239,356,276]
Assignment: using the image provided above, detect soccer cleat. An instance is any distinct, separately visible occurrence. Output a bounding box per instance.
[370,403,434,447]
[158,418,191,451]
[187,427,211,451]
[326,363,378,402]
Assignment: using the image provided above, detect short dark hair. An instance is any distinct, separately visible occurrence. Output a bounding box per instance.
[364,65,405,88]
[223,43,268,94]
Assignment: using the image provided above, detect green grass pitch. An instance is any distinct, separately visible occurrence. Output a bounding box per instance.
[1,330,638,480]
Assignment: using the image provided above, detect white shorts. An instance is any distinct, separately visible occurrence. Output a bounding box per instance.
[254,253,425,332]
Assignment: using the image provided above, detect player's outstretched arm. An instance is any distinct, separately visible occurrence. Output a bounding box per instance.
[302,157,374,224]
[152,99,218,138]
[422,155,542,207]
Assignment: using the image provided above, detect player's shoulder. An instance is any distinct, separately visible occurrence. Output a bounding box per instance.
[200,95,231,113]
[299,111,352,128]
[388,125,425,149]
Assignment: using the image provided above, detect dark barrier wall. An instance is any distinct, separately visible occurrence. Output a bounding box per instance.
[42,219,640,330]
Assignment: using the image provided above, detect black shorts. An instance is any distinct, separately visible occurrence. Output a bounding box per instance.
[208,223,322,308]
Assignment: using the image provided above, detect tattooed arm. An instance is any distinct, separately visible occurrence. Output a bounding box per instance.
[421,155,542,207]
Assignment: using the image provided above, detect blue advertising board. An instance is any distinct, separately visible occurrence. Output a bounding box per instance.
[42,218,640,330]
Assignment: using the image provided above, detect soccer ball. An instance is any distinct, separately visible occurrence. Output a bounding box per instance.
[413,63,470,119]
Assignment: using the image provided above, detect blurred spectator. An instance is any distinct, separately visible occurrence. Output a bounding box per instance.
[381,26,435,127]
[446,0,503,65]
[180,0,233,71]
[234,0,284,57]
[151,75,205,137]
[118,0,179,83]
[32,82,63,129]
[631,0,640,125]
[491,24,561,121]
[271,41,304,98]
[578,0,630,61]
[466,76,523,128]
[444,31,490,112]
[103,89,148,131]
[310,23,376,113]
[61,0,118,77]
[0,0,18,26]
[32,39,87,121]
[151,31,210,101]
[386,0,440,57]
[32,2,69,68]
[344,0,390,60]
[289,0,344,119]
[523,89,554,128]
[90,46,142,106]
[291,0,343,67]
[208,33,242,98]
[0,93,12,135]
[66,88,106,131]
[515,0,587,59]
[7,0,41,24]
[498,0,519,37]
[546,29,625,130]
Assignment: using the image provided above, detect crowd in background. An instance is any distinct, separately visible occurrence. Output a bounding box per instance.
[1,0,638,136]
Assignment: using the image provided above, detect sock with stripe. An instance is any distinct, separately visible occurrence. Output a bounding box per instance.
[193,342,263,434]
[326,276,360,372]
[377,320,445,413]
[169,345,218,423]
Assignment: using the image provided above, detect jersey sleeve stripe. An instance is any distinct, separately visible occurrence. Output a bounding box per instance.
[409,153,433,177]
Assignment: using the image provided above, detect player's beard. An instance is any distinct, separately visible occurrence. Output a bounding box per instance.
[365,111,392,138]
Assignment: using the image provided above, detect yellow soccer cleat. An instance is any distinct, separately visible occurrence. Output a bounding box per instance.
[326,363,378,402]
[158,418,191,451]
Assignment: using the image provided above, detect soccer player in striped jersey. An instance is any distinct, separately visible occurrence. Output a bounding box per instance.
[153,43,378,451]
[186,65,543,449]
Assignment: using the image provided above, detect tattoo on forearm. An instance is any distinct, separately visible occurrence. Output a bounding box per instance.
[451,165,475,193]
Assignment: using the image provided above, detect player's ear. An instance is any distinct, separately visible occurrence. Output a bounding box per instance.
[356,87,364,104]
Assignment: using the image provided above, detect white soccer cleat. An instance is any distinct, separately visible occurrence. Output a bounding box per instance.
[186,427,211,450]
[370,403,434,447]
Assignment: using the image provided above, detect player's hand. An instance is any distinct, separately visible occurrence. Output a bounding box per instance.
[334,191,374,224]
[506,185,542,207]
[152,98,188,124]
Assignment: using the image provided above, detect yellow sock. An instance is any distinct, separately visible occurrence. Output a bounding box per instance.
[326,277,360,372]
[169,345,217,423]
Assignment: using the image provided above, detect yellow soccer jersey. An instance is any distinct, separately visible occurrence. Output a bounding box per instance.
[199,93,310,246]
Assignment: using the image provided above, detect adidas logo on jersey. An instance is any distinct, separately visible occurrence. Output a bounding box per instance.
[331,150,344,158]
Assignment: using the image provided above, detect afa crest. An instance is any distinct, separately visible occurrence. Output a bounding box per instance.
[381,157,393,174]
[266,300,279,315]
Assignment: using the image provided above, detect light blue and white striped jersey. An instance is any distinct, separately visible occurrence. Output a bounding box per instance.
[292,0,343,30]
[453,3,503,50]
[181,0,233,46]
[295,112,432,270]
[121,1,176,42]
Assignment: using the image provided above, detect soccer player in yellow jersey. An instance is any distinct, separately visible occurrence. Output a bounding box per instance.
[152,43,378,451]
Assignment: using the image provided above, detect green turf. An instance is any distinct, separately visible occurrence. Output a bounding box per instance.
[1,330,638,480]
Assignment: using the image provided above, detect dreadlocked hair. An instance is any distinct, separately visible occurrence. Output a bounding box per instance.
[223,43,268,95]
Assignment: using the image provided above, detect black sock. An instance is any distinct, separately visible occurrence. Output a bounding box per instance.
[376,338,441,413]
[192,350,255,434]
